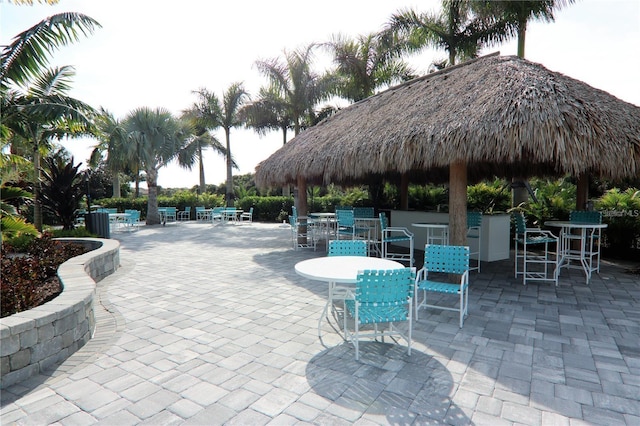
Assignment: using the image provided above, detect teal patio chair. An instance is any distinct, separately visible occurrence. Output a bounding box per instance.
[344,268,416,361]
[415,244,470,327]
[569,210,603,274]
[513,212,558,286]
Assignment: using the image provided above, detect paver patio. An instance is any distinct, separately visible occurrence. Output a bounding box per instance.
[1,222,638,425]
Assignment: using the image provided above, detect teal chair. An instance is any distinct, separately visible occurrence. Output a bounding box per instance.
[415,245,470,327]
[344,268,416,360]
[513,212,558,286]
[569,210,603,274]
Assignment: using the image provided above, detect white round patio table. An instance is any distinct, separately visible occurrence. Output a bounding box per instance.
[295,256,404,339]
[545,221,607,284]
[412,222,450,245]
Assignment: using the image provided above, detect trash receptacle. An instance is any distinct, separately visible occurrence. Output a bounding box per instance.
[86,212,110,238]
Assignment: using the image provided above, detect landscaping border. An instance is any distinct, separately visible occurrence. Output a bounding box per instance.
[0,238,120,389]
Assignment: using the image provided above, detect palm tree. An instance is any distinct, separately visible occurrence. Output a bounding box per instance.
[471,0,576,206]
[384,0,508,245]
[1,12,100,230]
[325,32,414,102]
[255,44,335,138]
[180,104,235,195]
[124,107,188,225]
[472,0,575,58]
[4,66,95,230]
[90,109,129,198]
[385,0,506,67]
[254,45,335,214]
[241,84,293,147]
[189,84,249,206]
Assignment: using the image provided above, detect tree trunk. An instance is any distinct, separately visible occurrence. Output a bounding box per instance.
[33,143,43,231]
[449,161,467,247]
[400,173,409,210]
[146,167,160,225]
[225,129,233,207]
[296,176,308,245]
[198,146,206,194]
[112,173,121,198]
[517,20,527,58]
[576,174,589,211]
[282,127,289,197]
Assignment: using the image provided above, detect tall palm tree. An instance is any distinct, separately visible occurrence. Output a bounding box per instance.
[241,84,293,147]
[90,108,129,198]
[255,45,335,213]
[384,0,508,245]
[326,32,414,102]
[124,107,188,225]
[471,0,576,206]
[179,106,235,194]
[255,44,334,138]
[219,83,249,206]
[472,0,575,58]
[385,0,505,67]
[4,66,95,230]
[190,84,248,205]
[1,12,100,231]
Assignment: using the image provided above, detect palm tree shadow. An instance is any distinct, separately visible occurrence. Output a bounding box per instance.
[306,343,471,424]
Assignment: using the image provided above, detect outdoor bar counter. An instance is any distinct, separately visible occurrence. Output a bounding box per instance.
[389,210,511,262]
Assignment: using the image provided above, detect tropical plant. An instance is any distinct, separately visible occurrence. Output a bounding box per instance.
[596,188,640,252]
[384,0,504,67]
[39,156,85,230]
[254,44,335,137]
[325,32,414,102]
[189,84,248,205]
[90,108,129,198]
[1,184,38,241]
[472,0,576,58]
[179,103,234,194]
[241,84,293,146]
[124,107,190,225]
[2,13,100,230]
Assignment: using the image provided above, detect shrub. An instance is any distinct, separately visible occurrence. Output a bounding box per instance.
[596,188,640,253]
[1,233,89,317]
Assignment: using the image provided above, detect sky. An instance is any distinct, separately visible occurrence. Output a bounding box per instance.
[2,0,639,189]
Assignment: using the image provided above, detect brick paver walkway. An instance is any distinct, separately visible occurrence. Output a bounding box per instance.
[1,222,638,425]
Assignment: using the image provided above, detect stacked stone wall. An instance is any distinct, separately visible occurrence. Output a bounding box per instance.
[0,238,120,388]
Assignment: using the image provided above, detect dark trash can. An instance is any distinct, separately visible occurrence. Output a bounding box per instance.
[85,212,110,238]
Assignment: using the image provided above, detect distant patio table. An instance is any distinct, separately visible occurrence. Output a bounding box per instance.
[545,221,607,284]
[108,213,131,232]
[412,222,450,245]
[295,256,404,339]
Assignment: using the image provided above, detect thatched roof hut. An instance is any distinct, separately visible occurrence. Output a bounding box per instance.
[255,54,640,245]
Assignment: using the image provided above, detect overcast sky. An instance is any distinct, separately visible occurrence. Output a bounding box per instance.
[2,0,639,189]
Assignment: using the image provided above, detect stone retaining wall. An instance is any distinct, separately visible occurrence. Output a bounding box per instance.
[0,238,120,388]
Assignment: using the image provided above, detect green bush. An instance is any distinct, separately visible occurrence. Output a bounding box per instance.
[467,180,511,213]
[596,188,640,252]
